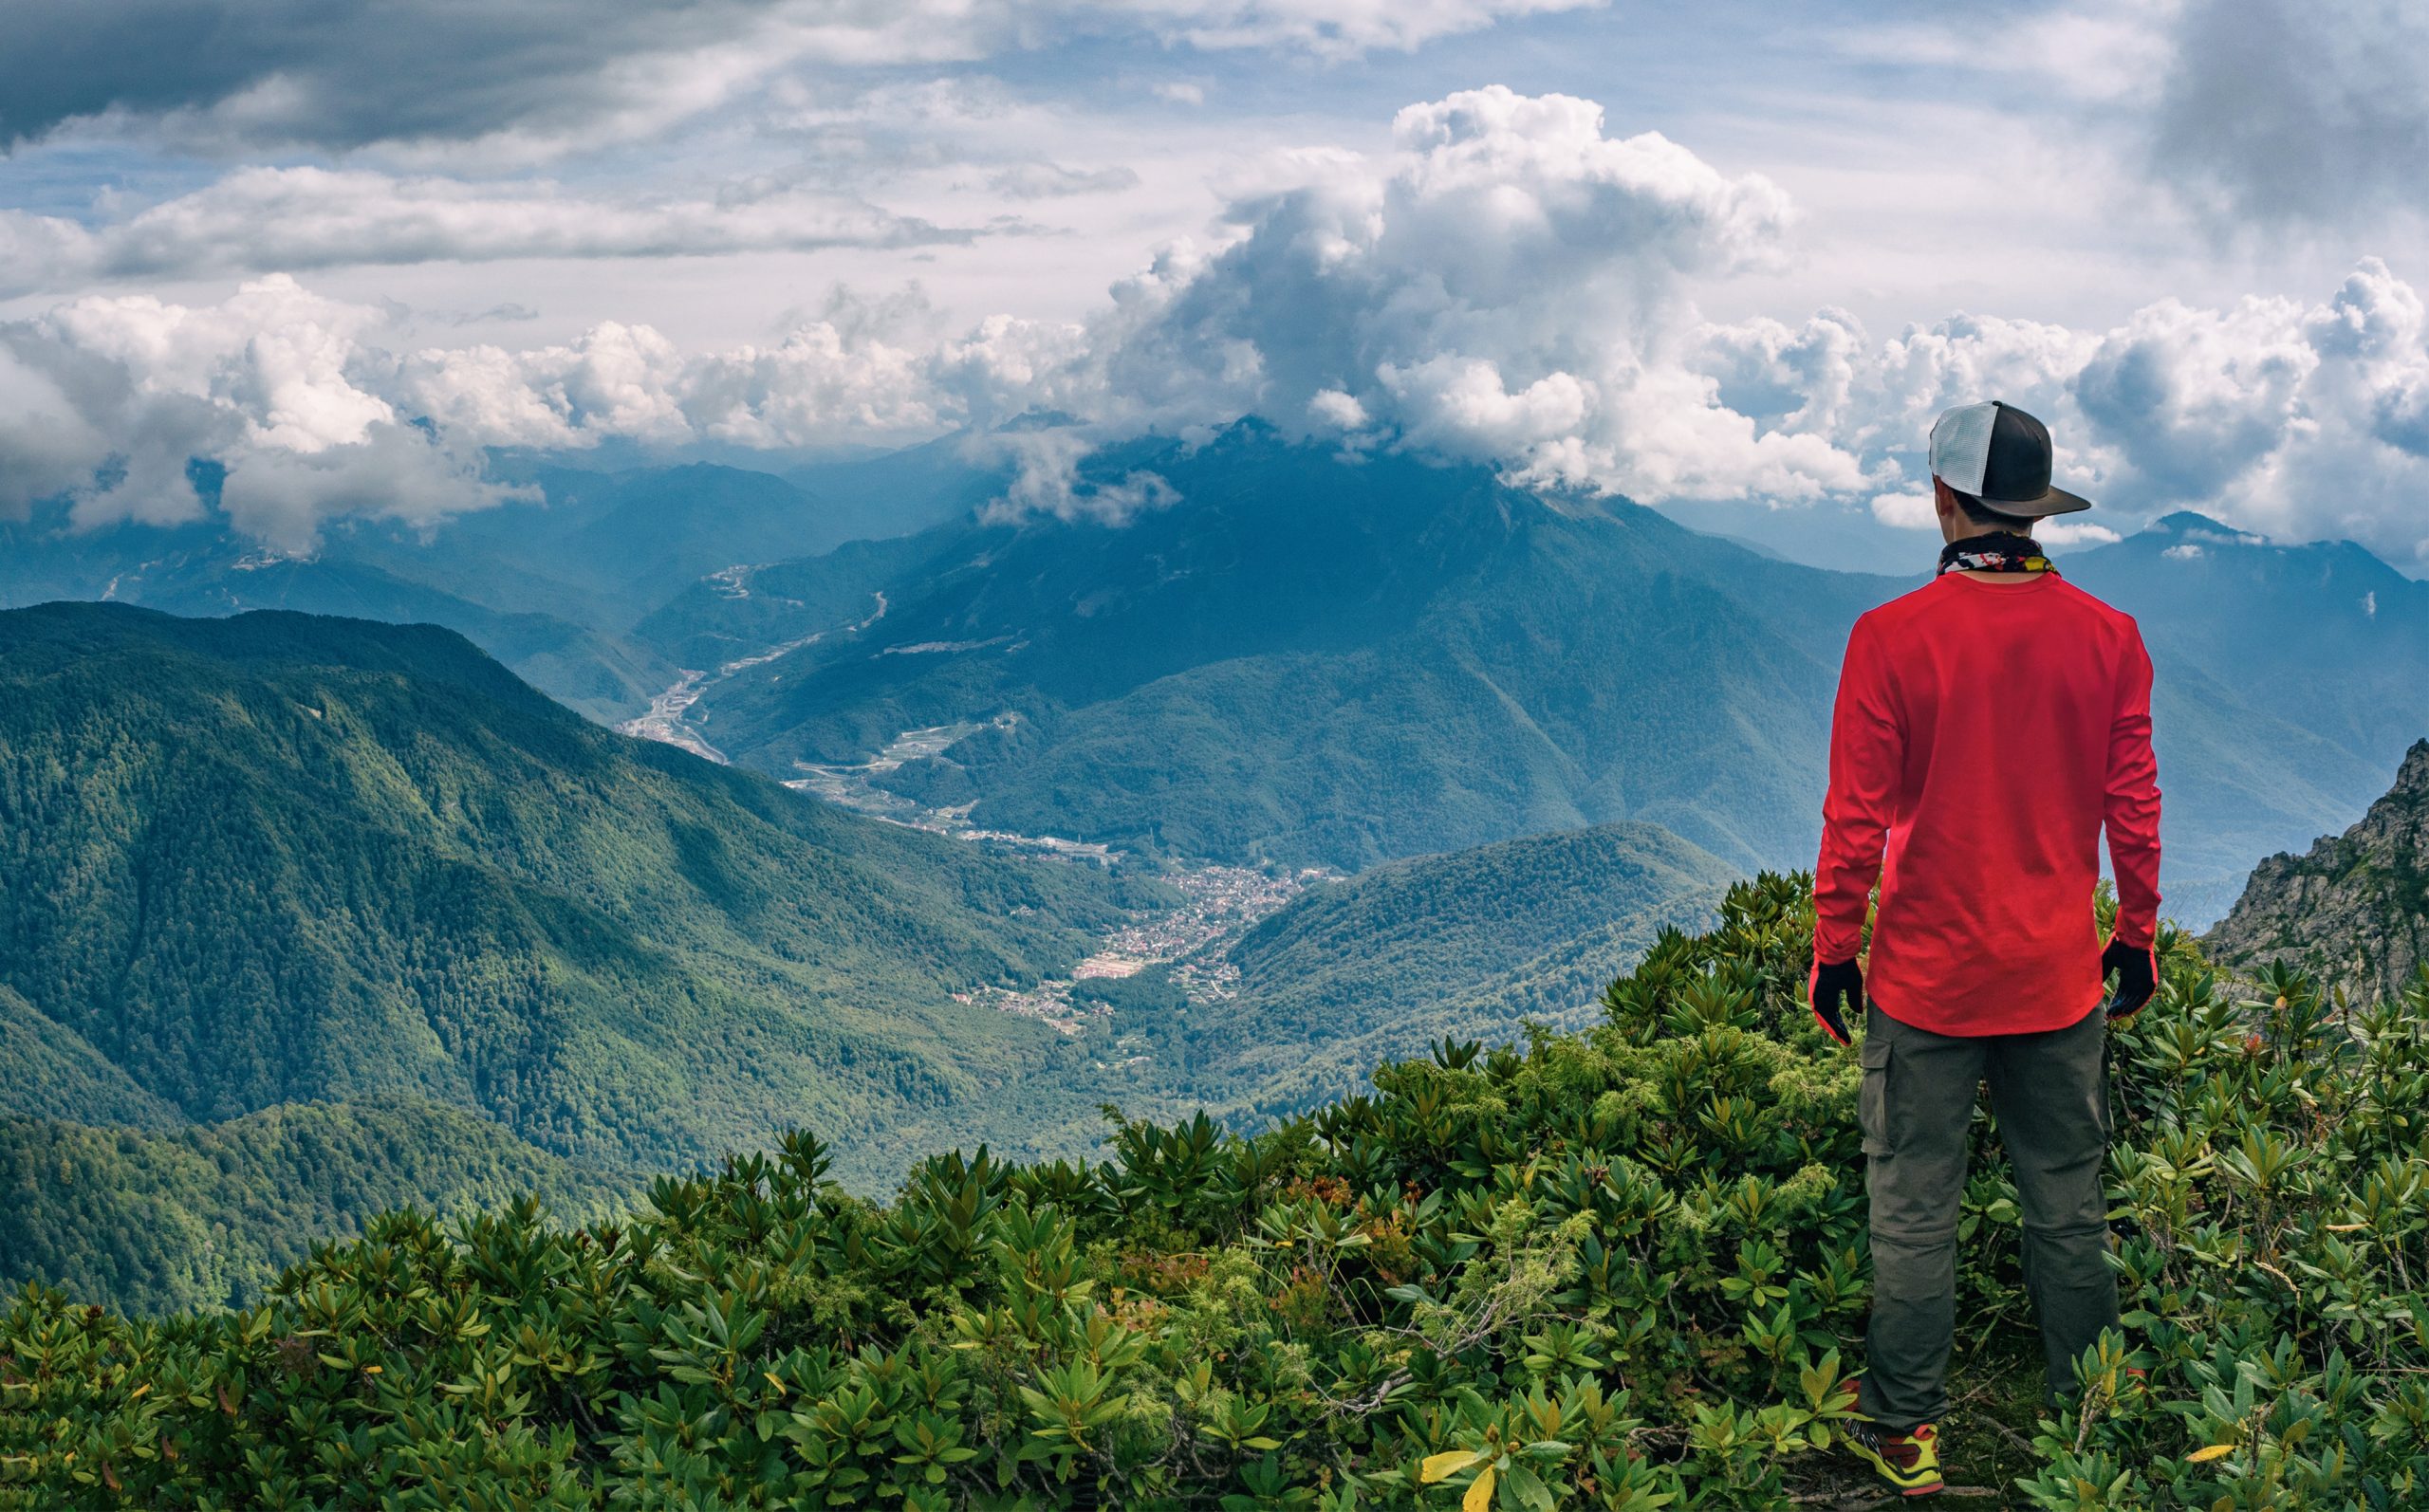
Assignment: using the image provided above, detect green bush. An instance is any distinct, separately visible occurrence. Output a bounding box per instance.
[5,874,2426,1508]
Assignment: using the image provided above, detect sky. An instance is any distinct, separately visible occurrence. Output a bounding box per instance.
[5,0,2429,569]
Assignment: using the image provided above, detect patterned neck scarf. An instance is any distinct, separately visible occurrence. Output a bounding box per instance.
[1938,531,2054,577]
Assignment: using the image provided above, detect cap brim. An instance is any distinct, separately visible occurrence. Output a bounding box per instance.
[1979,484,2092,518]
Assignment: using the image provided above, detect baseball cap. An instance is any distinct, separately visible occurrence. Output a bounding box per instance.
[1927,400,2091,517]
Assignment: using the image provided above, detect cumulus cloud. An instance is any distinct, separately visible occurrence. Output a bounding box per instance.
[12,86,2429,565]
[1706,257,2429,564]
[0,167,990,298]
[4,0,1604,154]
[1042,86,1830,503]
[0,276,527,549]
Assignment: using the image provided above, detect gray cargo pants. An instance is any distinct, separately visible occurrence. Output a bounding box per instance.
[1856,1001,2119,1430]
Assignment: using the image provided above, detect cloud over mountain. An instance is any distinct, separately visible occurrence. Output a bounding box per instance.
[8,85,2429,568]
[0,276,524,550]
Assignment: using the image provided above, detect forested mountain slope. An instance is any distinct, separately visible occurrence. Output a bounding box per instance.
[2066,513,2429,920]
[12,435,2429,926]
[1200,821,1734,1119]
[0,602,1162,1182]
[0,1097,629,1315]
[0,459,959,724]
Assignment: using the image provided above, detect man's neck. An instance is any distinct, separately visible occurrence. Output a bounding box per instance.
[1937,528,2051,583]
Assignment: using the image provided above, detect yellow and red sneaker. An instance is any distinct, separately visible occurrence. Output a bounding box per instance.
[1845,1419,1945,1497]
[1831,1377,1945,1497]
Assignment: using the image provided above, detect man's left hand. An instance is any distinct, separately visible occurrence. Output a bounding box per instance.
[2101,938,2158,1022]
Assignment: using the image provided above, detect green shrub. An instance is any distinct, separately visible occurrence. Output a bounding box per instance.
[5,874,2425,1508]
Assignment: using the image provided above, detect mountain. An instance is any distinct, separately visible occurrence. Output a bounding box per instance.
[674,424,1894,876]
[2204,739,2429,1003]
[656,430,2429,927]
[0,1097,629,1315]
[0,602,1168,1185]
[0,458,960,726]
[1191,821,1734,1118]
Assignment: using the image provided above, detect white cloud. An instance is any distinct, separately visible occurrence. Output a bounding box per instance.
[1869,490,1935,530]
[0,275,527,547]
[0,167,989,298]
[1307,388,1370,432]
[12,86,2429,567]
[2036,521,2120,547]
[2163,543,2205,560]
[972,427,1177,525]
[985,162,1141,199]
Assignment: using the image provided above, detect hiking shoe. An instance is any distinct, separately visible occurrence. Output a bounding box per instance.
[1831,1377,1945,1497]
[1844,1419,1944,1497]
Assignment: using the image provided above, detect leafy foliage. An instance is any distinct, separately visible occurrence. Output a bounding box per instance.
[9,874,2423,1506]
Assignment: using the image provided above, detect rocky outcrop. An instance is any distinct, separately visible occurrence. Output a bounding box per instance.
[2205,739,2429,1001]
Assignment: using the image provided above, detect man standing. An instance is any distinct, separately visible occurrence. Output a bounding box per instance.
[1808,400,2162,1497]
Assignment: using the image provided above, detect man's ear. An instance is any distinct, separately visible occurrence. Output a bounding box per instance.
[1931,476,1960,525]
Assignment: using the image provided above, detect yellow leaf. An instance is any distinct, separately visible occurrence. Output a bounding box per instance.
[764,1372,788,1396]
[361,1366,381,1376]
[1463,1465,1497,1512]
[2186,1443,2236,1463]
[1419,1450,1480,1484]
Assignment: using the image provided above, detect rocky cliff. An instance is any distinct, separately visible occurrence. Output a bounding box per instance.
[2205,738,2429,1001]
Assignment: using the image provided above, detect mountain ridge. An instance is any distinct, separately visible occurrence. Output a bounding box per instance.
[0,601,1165,1181]
[2204,738,2429,1002]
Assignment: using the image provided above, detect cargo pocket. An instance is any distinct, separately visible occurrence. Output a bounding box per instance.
[1859,1029,1894,1158]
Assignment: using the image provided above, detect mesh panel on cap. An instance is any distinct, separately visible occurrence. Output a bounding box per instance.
[1928,402,1997,496]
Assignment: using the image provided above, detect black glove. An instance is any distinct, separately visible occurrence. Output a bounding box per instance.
[1809,958,1863,1046]
[2101,937,2157,1021]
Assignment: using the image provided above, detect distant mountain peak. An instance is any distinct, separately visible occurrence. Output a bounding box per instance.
[2148,510,2266,544]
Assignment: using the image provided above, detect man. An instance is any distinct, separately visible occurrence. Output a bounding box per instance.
[1808,400,2162,1497]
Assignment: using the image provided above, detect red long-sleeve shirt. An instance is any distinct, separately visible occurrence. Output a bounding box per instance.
[1813,571,2161,1036]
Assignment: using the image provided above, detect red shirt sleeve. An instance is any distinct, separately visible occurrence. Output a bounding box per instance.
[1814,616,1901,965]
[2105,628,2162,947]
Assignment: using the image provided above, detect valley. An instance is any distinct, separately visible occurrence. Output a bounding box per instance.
[616,601,1342,1045]
[616,586,892,763]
